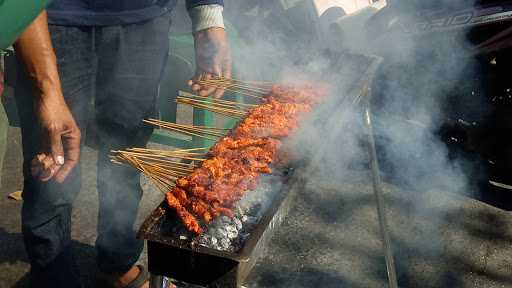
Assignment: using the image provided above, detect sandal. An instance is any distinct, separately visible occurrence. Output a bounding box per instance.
[97,264,149,288]
[123,265,149,288]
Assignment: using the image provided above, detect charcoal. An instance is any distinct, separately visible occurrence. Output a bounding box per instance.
[226,226,238,239]
[215,227,227,239]
[227,231,238,239]
[198,235,209,246]
[226,225,237,234]
[220,238,231,250]
[233,218,242,230]
[184,174,285,251]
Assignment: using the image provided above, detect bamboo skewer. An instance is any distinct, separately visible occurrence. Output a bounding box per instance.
[111,149,205,168]
[200,86,266,99]
[111,78,272,195]
[151,123,220,141]
[196,77,273,93]
[177,97,248,115]
[194,77,269,99]
[175,96,254,112]
[201,80,270,90]
[178,99,247,113]
[111,147,210,194]
[177,98,246,119]
[194,76,273,87]
[128,147,210,154]
[113,77,275,194]
[177,91,257,118]
[178,91,260,107]
[144,119,229,139]
[119,155,171,193]
[114,150,206,162]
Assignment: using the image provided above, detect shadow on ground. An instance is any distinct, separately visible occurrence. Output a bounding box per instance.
[0,227,97,288]
[247,172,512,288]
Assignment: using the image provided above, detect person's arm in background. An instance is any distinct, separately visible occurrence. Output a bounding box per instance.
[14,11,81,183]
[187,1,232,98]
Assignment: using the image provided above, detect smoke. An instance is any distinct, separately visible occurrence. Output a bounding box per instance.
[224,0,480,194]
[362,1,480,195]
[223,0,488,285]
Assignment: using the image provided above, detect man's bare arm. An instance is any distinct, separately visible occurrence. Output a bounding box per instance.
[14,11,81,183]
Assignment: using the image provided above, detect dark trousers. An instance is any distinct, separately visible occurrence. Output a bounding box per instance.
[15,13,171,288]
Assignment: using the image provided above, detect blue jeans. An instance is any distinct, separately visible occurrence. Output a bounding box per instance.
[15,12,172,287]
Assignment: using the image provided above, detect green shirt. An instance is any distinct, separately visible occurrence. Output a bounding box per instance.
[0,0,50,49]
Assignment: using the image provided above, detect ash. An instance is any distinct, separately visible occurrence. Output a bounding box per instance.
[195,174,284,252]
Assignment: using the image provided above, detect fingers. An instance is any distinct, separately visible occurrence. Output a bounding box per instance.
[189,74,206,94]
[189,70,232,99]
[40,156,58,181]
[188,73,217,97]
[211,64,224,99]
[30,154,45,178]
[31,153,58,181]
[213,87,226,99]
[31,128,81,183]
[223,59,233,81]
[50,129,65,165]
[33,128,65,182]
[214,61,232,99]
[198,74,216,97]
[200,83,216,97]
[54,128,81,183]
[189,76,202,93]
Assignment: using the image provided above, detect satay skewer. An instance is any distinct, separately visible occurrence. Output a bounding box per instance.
[178,91,260,107]
[196,78,272,93]
[177,98,247,118]
[176,97,249,114]
[144,119,228,138]
[174,97,253,112]
[113,150,206,162]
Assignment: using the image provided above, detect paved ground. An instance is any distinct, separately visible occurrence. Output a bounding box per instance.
[247,171,512,288]
[0,125,511,288]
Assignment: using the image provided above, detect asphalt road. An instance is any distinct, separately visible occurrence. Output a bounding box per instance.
[1,126,511,288]
[247,170,512,288]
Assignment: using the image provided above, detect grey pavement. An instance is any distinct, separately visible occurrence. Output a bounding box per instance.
[1,126,512,288]
[247,171,512,287]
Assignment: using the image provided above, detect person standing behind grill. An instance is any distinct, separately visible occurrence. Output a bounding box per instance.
[15,1,231,287]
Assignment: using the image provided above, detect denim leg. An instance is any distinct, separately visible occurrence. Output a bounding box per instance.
[15,25,95,288]
[94,12,172,274]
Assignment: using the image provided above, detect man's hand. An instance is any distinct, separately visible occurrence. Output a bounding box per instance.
[32,96,81,183]
[188,27,232,98]
[14,11,81,183]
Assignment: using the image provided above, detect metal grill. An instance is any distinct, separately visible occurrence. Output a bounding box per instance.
[139,51,387,288]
